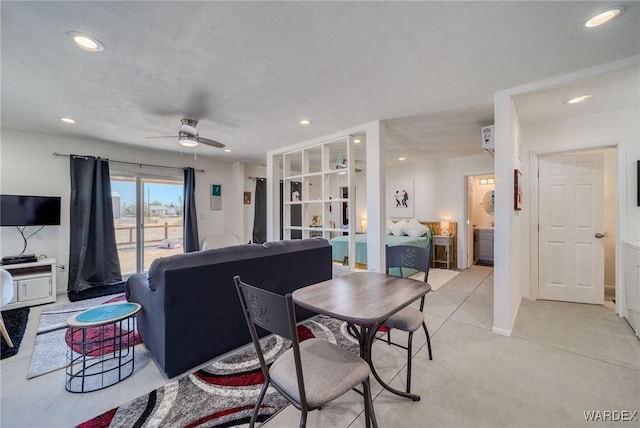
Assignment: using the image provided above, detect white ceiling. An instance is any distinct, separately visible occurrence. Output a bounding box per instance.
[2,2,639,166]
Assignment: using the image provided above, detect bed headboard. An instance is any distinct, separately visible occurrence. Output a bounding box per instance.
[420,221,457,238]
[389,220,458,268]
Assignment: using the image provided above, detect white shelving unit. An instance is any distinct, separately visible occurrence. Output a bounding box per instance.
[1,258,56,309]
[282,135,356,268]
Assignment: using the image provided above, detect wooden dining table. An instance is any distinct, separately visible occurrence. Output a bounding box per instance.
[292,271,430,401]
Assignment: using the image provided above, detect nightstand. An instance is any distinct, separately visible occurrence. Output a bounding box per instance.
[432,235,453,270]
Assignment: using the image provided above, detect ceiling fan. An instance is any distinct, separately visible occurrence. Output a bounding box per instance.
[147,118,225,149]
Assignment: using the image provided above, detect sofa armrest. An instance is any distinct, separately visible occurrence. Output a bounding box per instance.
[125,273,168,370]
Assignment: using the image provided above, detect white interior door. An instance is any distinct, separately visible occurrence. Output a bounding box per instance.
[467,176,474,268]
[538,153,605,304]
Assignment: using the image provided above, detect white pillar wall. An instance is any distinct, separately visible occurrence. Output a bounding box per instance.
[365,121,386,273]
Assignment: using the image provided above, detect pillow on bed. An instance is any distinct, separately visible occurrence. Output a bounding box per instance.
[389,219,408,236]
[404,219,429,237]
[386,220,394,235]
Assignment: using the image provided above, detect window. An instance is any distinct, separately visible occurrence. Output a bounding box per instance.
[111,174,183,274]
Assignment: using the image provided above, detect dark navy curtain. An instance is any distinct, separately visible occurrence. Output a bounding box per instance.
[68,156,122,293]
[252,178,266,244]
[183,167,199,252]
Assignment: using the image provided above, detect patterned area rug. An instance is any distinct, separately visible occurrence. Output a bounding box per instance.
[27,293,140,379]
[78,315,358,428]
[68,282,126,302]
[1,307,30,360]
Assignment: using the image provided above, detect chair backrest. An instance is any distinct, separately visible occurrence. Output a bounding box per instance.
[385,245,431,282]
[234,275,307,404]
[234,275,297,340]
[0,269,14,305]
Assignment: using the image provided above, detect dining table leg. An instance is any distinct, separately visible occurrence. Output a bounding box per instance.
[364,322,421,402]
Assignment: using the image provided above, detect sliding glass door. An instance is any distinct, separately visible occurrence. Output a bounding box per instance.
[111,174,184,274]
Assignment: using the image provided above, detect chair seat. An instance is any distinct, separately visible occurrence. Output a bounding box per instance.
[270,338,370,409]
[384,307,424,332]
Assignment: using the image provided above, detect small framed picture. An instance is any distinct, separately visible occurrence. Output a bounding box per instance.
[514,169,523,211]
[210,183,222,210]
[243,191,251,205]
[310,215,321,227]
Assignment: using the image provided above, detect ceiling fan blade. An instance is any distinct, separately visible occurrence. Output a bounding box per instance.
[198,137,226,148]
[146,135,177,139]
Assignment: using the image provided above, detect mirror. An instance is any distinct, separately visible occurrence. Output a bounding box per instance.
[482,190,495,215]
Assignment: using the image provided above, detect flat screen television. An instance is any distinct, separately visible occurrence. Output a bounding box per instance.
[0,195,61,226]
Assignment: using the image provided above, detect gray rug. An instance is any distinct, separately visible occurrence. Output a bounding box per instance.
[27,293,137,379]
[78,315,358,427]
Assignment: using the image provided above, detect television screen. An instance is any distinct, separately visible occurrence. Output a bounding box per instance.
[0,195,61,226]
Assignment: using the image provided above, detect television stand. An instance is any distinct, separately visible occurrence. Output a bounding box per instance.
[1,258,56,309]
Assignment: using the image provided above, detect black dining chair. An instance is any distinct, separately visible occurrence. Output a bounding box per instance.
[234,276,378,428]
[384,245,433,393]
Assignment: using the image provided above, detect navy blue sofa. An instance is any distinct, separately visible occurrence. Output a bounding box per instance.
[126,238,331,378]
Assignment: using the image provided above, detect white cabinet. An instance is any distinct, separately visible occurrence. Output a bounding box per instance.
[1,258,56,309]
[624,241,640,339]
[474,228,494,264]
[282,136,356,267]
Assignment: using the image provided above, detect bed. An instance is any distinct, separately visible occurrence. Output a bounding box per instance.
[330,231,432,275]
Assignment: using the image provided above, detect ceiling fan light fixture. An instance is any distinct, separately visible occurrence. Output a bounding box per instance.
[60,117,75,124]
[179,137,198,147]
[67,31,104,52]
[300,119,311,125]
[223,149,232,152]
[584,6,625,28]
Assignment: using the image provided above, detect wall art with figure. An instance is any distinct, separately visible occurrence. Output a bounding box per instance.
[388,181,414,218]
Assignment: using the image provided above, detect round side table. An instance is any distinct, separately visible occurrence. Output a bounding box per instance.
[65,302,141,393]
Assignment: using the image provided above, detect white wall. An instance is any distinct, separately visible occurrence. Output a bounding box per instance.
[435,154,495,268]
[493,95,524,336]
[0,128,240,293]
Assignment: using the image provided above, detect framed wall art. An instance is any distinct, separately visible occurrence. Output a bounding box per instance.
[388,181,414,218]
[210,183,222,210]
[514,169,523,211]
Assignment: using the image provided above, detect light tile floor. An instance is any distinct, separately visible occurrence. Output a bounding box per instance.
[1,266,638,428]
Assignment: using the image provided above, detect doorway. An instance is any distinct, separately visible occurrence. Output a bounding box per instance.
[465,174,495,268]
[536,149,616,306]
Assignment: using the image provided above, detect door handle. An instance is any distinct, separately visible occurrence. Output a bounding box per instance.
[595,232,606,239]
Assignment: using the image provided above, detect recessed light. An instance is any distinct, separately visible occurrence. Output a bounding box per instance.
[67,31,104,52]
[398,157,406,161]
[223,149,232,153]
[565,95,593,104]
[60,117,75,124]
[585,6,625,28]
[300,119,311,125]
[354,139,362,144]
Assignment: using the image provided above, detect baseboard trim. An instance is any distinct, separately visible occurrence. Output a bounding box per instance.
[492,295,522,338]
[492,326,512,337]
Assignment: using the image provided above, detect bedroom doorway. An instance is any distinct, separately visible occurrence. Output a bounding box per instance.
[465,174,495,268]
